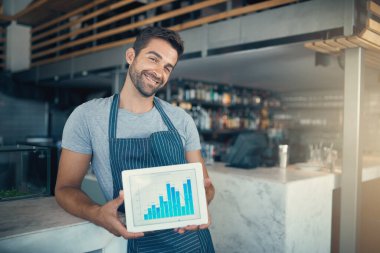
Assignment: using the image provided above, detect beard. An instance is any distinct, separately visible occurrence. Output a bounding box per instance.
[128,63,165,98]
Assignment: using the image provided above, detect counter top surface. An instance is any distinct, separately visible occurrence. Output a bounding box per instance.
[0,197,87,239]
[206,161,380,188]
[206,162,333,184]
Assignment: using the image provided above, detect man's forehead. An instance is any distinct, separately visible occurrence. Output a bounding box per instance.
[141,39,178,59]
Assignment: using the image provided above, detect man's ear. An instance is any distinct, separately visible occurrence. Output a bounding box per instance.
[126,48,135,64]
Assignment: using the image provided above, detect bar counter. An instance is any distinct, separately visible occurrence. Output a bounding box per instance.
[1,162,379,253]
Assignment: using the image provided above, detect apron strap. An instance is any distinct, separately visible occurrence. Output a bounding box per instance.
[153,97,177,132]
[109,94,119,139]
[109,94,178,139]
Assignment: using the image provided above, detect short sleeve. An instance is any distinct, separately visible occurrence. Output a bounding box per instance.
[61,104,92,154]
[183,113,201,151]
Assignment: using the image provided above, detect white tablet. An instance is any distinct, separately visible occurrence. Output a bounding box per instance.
[122,162,209,232]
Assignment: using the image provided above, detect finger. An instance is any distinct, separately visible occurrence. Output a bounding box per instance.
[183,225,198,231]
[125,232,145,239]
[199,223,209,229]
[204,178,212,188]
[177,228,186,234]
[112,190,125,208]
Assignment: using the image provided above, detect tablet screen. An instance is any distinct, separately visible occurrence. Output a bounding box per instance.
[122,163,208,232]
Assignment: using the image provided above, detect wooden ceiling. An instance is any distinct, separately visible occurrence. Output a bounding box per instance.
[304,1,380,71]
[0,0,94,27]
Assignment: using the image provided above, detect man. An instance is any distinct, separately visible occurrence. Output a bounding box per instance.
[55,26,215,253]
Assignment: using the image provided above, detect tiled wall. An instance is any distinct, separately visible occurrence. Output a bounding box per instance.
[0,91,48,145]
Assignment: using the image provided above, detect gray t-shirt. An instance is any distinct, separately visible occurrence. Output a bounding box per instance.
[61,95,201,201]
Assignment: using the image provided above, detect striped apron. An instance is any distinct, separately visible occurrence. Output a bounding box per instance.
[108,94,215,253]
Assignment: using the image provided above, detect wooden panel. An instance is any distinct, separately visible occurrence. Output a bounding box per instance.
[32,0,107,33]
[324,39,346,50]
[368,1,380,18]
[313,40,340,53]
[32,0,175,50]
[348,36,380,52]
[170,0,297,32]
[304,41,330,54]
[0,14,13,21]
[360,28,380,45]
[13,0,49,19]
[32,0,227,59]
[367,18,380,34]
[32,37,137,67]
[32,0,133,41]
[335,37,358,48]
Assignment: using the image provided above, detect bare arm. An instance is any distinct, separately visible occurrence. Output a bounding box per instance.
[55,148,143,239]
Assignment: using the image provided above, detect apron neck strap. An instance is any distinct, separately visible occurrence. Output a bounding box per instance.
[109,94,177,138]
[153,97,176,131]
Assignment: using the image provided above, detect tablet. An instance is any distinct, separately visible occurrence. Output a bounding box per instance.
[122,162,209,232]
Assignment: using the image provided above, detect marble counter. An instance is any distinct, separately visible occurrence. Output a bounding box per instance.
[207,163,335,253]
[0,197,126,253]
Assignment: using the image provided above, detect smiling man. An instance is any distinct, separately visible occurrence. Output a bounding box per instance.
[55,27,215,253]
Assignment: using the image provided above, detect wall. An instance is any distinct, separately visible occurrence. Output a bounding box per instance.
[274,89,344,163]
[0,92,50,145]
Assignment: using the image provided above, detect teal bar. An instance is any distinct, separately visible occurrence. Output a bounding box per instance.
[164,201,169,218]
[148,208,152,220]
[159,196,165,218]
[156,207,161,218]
[152,205,157,219]
[181,206,186,216]
[183,183,190,215]
[187,179,194,214]
[144,214,148,220]
[175,191,181,216]
[171,187,177,216]
[167,184,173,217]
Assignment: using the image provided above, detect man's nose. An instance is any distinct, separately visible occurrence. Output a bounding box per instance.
[152,65,164,79]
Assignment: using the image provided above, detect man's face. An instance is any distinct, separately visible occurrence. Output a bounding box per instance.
[127,38,178,98]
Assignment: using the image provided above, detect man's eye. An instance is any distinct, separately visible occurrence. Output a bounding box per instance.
[149,57,158,63]
[165,67,172,73]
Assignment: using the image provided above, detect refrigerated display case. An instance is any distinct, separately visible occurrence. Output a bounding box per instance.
[0,145,50,201]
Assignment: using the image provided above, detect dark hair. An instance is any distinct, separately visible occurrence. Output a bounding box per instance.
[133,26,184,58]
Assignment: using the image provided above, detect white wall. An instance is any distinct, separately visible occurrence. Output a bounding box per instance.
[6,21,31,72]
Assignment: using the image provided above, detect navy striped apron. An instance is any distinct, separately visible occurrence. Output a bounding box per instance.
[109,94,215,253]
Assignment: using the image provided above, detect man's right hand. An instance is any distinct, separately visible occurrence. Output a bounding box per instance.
[94,190,144,240]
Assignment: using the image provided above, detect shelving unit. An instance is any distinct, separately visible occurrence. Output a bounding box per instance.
[157,78,283,162]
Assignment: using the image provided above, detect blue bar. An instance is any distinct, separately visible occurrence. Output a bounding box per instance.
[148,208,152,220]
[156,207,160,218]
[144,214,148,220]
[181,206,186,216]
[175,191,181,216]
[152,204,156,219]
[171,187,177,216]
[183,183,189,215]
[166,184,173,217]
[159,196,165,218]
[164,201,169,218]
[187,179,194,214]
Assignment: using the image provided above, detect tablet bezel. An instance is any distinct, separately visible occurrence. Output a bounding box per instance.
[122,162,208,233]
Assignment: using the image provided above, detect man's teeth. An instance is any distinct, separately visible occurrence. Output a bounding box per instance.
[146,74,159,84]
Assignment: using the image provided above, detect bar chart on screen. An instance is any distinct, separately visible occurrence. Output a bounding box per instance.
[129,169,201,226]
[144,179,195,220]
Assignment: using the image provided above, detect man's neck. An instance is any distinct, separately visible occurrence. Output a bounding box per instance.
[119,78,154,114]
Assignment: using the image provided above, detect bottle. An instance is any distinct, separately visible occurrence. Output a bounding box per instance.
[279,145,289,168]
